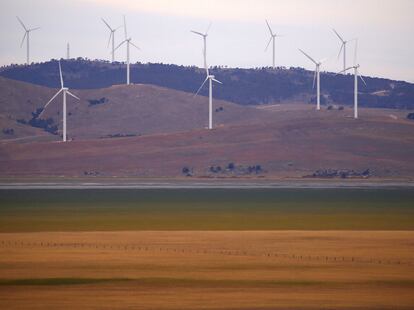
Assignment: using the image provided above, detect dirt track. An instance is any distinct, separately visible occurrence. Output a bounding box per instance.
[1,231,413,309]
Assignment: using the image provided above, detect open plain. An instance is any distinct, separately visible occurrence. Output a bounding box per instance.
[0,188,413,309]
[0,231,414,310]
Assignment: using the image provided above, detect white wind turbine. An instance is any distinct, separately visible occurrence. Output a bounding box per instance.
[101,18,122,62]
[337,39,367,119]
[39,61,80,142]
[114,16,140,85]
[16,16,40,65]
[298,49,325,111]
[191,22,212,72]
[265,20,282,69]
[333,29,355,73]
[192,23,222,130]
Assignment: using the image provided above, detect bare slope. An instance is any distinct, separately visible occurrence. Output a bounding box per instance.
[1,106,413,178]
[0,76,273,140]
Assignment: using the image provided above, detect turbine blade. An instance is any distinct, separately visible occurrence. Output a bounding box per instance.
[58,61,64,88]
[67,90,80,100]
[354,38,358,66]
[337,43,344,59]
[40,89,63,117]
[29,27,40,32]
[336,67,353,75]
[212,78,222,84]
[16,16,27,31]
[101,18,113,31]
[115,25,123,31]
[194,77,209,97]
[114,40,126,52]
[265,19,273,36]
[264,36,272,51]
[123,15,127,39]
[359,73,367,86]
[130,41,141,50]
[205,22,212,35]
[312,68,317,89]
[20,32,27,48]
[107,32,113,47]
[298,48,317,65]
[332,28,345,43]
[191,30,204,36]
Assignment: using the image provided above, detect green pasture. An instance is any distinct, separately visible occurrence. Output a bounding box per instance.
[0,188,413,231]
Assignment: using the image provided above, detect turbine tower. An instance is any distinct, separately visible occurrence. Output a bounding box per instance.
[333,28,351,73]
[114,15,140,85]
[298,49,325,111]
[66,43,70,60]
[191,23,211,72]
[265,20,281,69]
[16,16,40,65]
[39,61,80,142]
[195,74,223,130]
[337,39,366,119]
[102,18,122,62]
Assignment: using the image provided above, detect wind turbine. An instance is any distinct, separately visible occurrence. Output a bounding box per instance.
[337,39,366,119]
[298,49,325,111]
[191,23,222,130]
[66,43,70,60]
[114,15,140,85]
[39,61,80,142]
[101,18,122,62]
[265,20,282,69]
[333,28,354,73]
[16,16,40,65]
[191,22,212,72]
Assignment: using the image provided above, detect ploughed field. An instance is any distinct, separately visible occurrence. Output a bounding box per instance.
[0,188,414,309]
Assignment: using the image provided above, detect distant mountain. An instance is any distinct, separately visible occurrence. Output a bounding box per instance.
[1,59,413,110]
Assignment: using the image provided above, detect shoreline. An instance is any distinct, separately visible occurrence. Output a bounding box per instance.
[1,178,414,189]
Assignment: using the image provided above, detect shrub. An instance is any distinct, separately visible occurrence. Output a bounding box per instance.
[2,128,14,135]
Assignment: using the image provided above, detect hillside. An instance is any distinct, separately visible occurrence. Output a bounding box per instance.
[1,59,414,109]
[1,104,413,179]
[0,76,273,141]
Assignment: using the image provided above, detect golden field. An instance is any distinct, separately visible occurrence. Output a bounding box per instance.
[1,231,413,309]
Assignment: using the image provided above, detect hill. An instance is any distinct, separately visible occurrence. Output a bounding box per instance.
[0,76,273,141]
[1,59,414,109]
[1,103,413,179]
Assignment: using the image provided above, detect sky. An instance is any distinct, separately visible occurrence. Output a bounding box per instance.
[0,0,413,82]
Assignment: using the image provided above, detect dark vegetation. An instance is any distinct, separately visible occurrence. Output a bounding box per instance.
[307,169,371,179]
[101,133,138,139]
[407,112,414,120]
[16,107,58,135]
[2,128,14,135]
[182,166,193,177]
[1,59,414,109]
[88,97,108,106]
[209,163,263,176]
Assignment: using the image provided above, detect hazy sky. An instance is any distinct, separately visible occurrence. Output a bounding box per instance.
[0,0,413,82]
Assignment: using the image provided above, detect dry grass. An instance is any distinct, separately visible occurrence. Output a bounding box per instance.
[0,231,413,309]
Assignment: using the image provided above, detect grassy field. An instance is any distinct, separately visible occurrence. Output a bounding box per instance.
[0,231,413,309]
[0,188,414,231]
[1,188,414,309]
